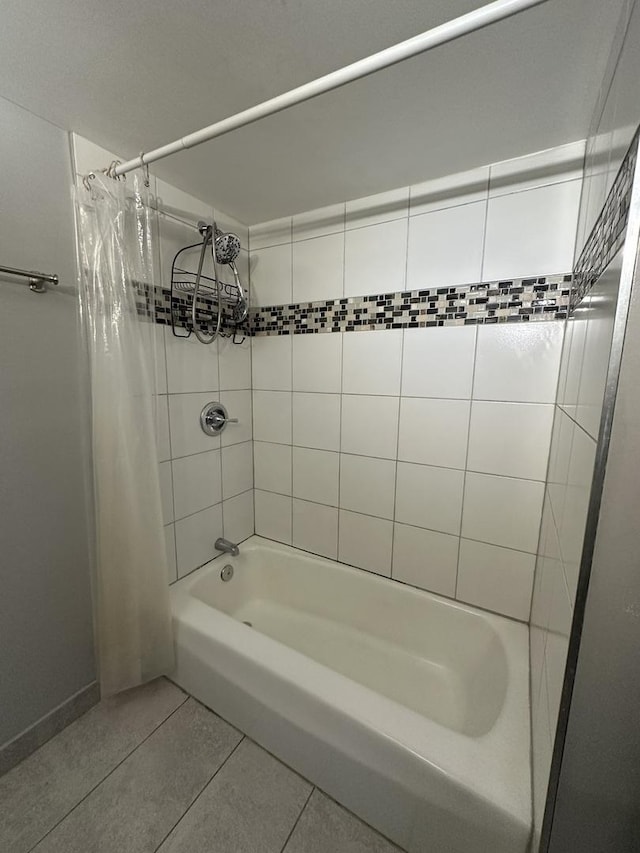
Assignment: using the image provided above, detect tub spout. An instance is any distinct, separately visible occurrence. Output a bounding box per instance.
[215,537,240,557]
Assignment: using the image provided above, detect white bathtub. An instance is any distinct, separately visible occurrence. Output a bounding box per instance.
[170,536,531,852]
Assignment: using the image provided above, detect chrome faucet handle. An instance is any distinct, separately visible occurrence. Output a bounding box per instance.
[200,402,238,435]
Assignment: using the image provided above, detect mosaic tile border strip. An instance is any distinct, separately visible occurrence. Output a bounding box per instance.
[133,280,250,340]
[573,127,639,308]
[248,274,572,336]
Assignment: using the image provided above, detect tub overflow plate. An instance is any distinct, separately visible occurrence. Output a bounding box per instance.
[220,564,234,582]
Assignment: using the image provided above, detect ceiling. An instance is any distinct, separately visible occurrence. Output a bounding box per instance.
[0,0,624,224]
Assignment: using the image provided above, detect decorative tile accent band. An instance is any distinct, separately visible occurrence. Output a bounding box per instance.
[133,280,250,341]
[248,274,572,336]
[573,127,639,308]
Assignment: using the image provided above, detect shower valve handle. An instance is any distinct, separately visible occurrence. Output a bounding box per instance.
[200,402,238,435]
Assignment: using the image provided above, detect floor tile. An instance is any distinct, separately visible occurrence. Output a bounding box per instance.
[158,739,311,853]
[32,699,241,853]
[0,678,186,853]
[283,789,402,853]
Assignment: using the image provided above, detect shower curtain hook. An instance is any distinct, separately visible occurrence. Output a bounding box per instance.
[139,152,150,188]
[104,160,123,181]
[82,172,96,192]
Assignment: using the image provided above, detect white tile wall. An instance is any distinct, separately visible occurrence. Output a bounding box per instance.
[473,322,563,404]
[292,203,345,240]
[155,396,171,462]
[249,216,292,250]
[529,255,618,840]
[346,187,409,229]
[252,320,563,620]
[338,510,393,577]
[488,140,585,197]
[401,326,476,399]
[342,329,402,396]
[461,472,544,553]
[339,454,396,520]
[293,392,341,451]
[253,390,292,444]
[344,219,408,297]
[340,394,399,459]
[169,392,222,458]
[293,233,344,303]
[254,441,292,494]
[250,244,292,307]
[483,180,582,281]
[406,201,486,290]
[395,462,465,536]
[252,335,292,391]
[467,402,554,480]
[292,447,339,506]
[392,524,458,597]
[249,141,582,303]
[222,490,255,544]
[219,390,253,446]
[246,141,583,620]
[174,504,224,579]
[137,172,255,581]
[255,489,292,544]
[292,333,342,393]
[398,398,470,469]
[172,449,222,520]
[218,336,251,391]
[457,539,535,621]
[165,332,219,394]
[409,165,490,215]
[293,499,338,559]
[159,462,174,523]
[222,442,254,499]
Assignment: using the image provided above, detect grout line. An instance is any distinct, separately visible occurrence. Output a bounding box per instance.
[248,247,258,539]
[288,233,294,544]
[151,735,246,853]
[251,387,557,405]
[26,692,190,853]
[290,332,295,544]
[335,249,346,560]
[255,444,549,483]
[160,387,250,395]
[456,325,480,599]
[390,330,405,579]
[251,530,530,623]
[278,786,315,853]
[159,356,179,572]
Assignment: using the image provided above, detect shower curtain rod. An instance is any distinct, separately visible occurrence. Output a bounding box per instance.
[112,0,548,178]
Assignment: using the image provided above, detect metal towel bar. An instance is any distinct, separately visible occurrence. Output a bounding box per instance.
[0,264,59,293]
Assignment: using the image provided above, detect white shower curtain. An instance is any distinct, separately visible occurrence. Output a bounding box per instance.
[75,170,174,695]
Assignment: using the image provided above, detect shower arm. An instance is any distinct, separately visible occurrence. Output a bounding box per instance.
[110,0,548,178]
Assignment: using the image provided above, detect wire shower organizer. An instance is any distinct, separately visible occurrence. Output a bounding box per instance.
[170,238,248,343]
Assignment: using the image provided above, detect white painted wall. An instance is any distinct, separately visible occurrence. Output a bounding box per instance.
[0,99,95,750]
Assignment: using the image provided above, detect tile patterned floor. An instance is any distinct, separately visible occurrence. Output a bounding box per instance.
[0,678,403,853]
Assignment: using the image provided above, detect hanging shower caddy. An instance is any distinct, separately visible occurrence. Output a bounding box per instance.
[170,222,248,344]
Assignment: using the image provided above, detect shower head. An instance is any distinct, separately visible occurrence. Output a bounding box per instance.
[214,226,241,264]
